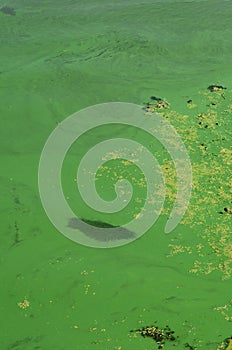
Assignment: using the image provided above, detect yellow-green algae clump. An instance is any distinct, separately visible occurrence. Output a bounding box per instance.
[146,88,231,281]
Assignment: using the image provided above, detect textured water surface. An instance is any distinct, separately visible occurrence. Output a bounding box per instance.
[0,1,231,349]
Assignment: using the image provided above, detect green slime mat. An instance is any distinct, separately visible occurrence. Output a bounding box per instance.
[0,0,231,349]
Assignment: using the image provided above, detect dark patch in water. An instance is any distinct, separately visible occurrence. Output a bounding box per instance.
[0,6,16,16]
[67,217,136,242]
[12,221,22,246]
[207,84,227,92]
[7,336,43,350]
[7,337,32,349]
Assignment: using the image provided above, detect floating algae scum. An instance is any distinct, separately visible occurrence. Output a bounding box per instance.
[127,88,232,349]
[2,86,232,350]
[0,0,232,349]
[144,87,232,280]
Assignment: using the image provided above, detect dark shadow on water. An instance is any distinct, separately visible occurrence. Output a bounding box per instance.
[67,217,136,242]
[0,6,16,16]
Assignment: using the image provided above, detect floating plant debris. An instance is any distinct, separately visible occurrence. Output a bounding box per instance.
[17,299,30,310]
[207,85,227,92]
[145,98,170,112]
[217,336,232,350]
[131,324,232,349]
[224,207,232,214]
[185,343,196,350]
[150,96,162,102]
[130,324,177,349]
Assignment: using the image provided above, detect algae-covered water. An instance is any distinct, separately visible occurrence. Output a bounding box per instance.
[0,0,232,349]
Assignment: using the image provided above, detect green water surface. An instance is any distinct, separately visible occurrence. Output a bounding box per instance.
[0,1,231,349]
